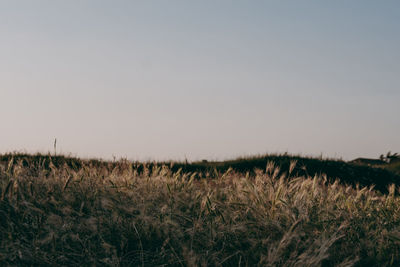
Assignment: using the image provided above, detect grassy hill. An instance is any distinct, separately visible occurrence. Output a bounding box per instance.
[1,153,399,193]
[175,155,400,193]
[1,153,400,265]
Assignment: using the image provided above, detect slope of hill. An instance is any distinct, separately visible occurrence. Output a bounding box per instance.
[172,155,400,193]
[0,153,399,193]
[385,162,400,176]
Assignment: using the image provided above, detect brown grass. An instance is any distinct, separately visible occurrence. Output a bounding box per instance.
[1,158,400,266]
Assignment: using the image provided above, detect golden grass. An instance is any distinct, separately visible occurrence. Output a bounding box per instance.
[1,158,400,266]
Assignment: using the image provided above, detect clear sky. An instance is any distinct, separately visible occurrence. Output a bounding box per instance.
[1,1,399,161]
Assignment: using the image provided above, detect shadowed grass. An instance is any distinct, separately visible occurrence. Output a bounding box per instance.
[385,162,400,176]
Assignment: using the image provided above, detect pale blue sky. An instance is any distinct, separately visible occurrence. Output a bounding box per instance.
[1,1,399,161]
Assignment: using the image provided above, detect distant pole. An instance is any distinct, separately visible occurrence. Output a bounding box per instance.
[54,138,57,156]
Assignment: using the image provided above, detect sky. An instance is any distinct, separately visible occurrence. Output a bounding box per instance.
[1,1,399,161]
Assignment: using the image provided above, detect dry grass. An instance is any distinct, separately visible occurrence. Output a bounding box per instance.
[1,157,400,266]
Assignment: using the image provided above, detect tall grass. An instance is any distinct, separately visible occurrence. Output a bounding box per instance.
[1,157,400,266]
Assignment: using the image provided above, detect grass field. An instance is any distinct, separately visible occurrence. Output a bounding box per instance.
[1,154,400,266]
